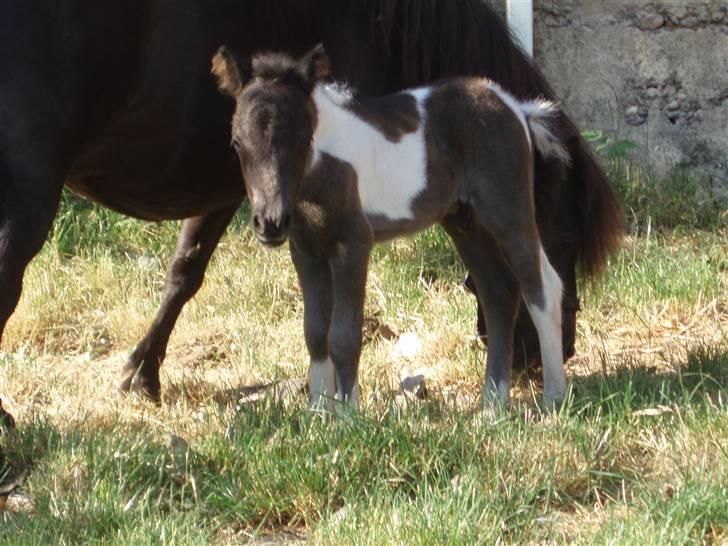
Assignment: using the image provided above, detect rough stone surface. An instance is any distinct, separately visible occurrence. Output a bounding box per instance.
[488,1,728,201]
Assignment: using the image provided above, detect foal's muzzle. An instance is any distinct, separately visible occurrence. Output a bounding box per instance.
[252,212,292,247]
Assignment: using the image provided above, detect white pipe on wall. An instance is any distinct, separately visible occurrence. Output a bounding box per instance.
[506,0,533,57]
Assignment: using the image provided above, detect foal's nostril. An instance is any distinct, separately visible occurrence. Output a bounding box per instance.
[281,213,292,231]
[252,214,262,232]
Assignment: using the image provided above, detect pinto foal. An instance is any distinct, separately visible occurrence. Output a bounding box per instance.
[213,44,571,410]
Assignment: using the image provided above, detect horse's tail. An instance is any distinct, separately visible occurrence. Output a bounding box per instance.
[372,0,623,276]
[520,100,570,166]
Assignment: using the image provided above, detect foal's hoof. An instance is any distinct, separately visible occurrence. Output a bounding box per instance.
[542,386,569,414]
[119,370,161,404]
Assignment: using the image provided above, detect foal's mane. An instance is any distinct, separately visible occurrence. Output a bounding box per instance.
[367,0,623,276]
[248,52,310,89]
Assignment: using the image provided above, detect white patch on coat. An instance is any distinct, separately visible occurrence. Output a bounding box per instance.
[308,356,336,412]
[523,246,567,406]
[311,84,431,221]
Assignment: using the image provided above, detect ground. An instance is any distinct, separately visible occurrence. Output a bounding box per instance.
[0,175,726,544]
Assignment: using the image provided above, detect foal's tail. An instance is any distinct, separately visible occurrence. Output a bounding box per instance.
[520,100,571,166]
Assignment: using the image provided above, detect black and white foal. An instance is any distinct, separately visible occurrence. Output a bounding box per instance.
[213,44,571,410]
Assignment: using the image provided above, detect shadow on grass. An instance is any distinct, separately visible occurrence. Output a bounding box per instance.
[571,343,728,420]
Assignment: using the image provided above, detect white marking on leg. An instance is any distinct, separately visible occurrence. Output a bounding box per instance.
[524,246,567,406]
[311,84,431,221]
[308,356,336,412]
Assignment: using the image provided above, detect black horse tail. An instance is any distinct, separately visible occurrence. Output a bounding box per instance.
[371,0,623,277]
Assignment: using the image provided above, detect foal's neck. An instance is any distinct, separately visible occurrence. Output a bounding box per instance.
[310,83,359,143]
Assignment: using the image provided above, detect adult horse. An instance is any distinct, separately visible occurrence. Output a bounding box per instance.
[0,0,621,402]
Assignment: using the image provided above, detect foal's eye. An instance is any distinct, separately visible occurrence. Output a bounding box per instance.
[231,136,242,151]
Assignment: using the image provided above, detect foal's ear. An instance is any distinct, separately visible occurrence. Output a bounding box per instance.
[211,46,252,97]
[298,43,331,83]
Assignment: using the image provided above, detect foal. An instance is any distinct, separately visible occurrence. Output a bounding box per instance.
[213,45,571,409]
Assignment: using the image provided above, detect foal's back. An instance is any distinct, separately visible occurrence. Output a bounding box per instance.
[309,77,534,241]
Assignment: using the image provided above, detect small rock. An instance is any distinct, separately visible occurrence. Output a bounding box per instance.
[393,332,422,361]
[645,87,660,99]
[637,13,664,30]
[666,100,681,111]
[680,16,699,29]
[625,106,640,116]
[662,482,675,499]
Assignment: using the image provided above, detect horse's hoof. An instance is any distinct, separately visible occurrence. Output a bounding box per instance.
[119,371,161,405]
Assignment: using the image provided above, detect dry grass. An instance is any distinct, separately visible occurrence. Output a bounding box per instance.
[0,209,726,544]
[4,225,724,426]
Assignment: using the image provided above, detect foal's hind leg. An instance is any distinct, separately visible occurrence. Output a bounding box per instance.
[467,204,567,407]
[442,217,520,405]
[520,247,567,406]
[120,205,238,402]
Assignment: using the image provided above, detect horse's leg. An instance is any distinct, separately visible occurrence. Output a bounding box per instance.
[327,236,372,409]
[290,240,335,411]
[442,217,520,405]
[0,171,64,345]
[120,205,238,401]
[0,92,78,347]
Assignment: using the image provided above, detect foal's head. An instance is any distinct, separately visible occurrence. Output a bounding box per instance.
[212,45,330,246]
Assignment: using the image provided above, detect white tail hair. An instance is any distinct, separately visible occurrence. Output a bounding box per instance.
[520,99,571,165]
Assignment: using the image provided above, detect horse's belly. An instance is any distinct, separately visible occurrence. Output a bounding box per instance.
[66,128,243,221]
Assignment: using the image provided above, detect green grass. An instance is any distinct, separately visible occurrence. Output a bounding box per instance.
[1,154,727,543]
[2,346,727,545]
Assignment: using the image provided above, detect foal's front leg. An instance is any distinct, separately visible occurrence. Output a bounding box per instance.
[326,237,372,409]
[290,239,336,410]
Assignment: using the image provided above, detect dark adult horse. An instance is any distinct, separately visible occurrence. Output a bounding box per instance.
[0,0,621,402]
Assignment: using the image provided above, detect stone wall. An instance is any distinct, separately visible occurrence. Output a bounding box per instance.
[491,1,728,198]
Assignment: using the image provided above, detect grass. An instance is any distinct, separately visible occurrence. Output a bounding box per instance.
[0,158,727,543]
